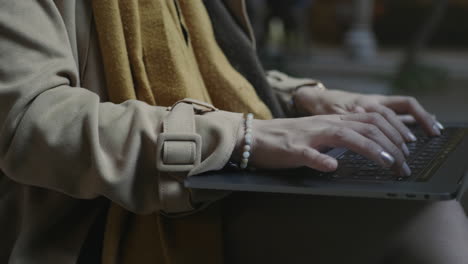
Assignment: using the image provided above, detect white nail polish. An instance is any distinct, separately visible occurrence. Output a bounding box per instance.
[408,132,417,142]
[380,151,395,167]
[435,121,444,130]
[432,124,441,136]
[401,162,412,177]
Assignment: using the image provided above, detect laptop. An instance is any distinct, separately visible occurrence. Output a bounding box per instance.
[185,124,468,201]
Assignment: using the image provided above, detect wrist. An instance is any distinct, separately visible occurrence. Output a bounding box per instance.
[294,86,326,116]
[230,113,255,169]
[230,119,245,163]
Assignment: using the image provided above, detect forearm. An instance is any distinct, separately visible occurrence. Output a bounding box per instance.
[0,76,243,215]
[0,0,243,214]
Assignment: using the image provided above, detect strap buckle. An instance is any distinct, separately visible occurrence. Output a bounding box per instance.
[156,133,202,172]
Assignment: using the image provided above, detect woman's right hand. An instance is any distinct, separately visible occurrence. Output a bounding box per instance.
[246,113,412,176]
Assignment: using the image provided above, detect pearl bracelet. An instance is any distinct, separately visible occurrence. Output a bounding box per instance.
[240,113,254,169]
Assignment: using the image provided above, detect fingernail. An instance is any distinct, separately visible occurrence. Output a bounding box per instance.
[407,132,417,142]
[401,162,412,177]
[401,144,410,157]
[435,121,444,130]
[380,151,395,167]
[432,124,441,136]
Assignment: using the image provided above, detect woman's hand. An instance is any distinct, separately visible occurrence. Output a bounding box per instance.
[294,88,444,141]
[245,113,411,176]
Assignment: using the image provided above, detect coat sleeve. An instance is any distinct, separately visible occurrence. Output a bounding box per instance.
[0,0,242,214]
[266,70,326,117]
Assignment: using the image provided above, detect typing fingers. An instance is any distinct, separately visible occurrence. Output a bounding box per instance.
[323,124,410,176]
[381,96,443,136]
[340,112,410,157]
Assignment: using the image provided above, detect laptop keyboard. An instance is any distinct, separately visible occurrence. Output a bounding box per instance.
[322,127,467,182]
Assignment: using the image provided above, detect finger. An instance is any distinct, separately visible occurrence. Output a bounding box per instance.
[331,106,349,115]
[352,106,366,113]
[301,148,338,172]
[340,113,409,157]
[324,126,411,176]
[398,114,417,124]
[362,103,417,142]
[381,96,442,136]
[338,120,407,167]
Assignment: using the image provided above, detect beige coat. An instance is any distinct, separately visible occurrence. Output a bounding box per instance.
[0,0,317,263]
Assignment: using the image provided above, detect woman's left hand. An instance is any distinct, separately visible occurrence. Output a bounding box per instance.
[294,88,444,142]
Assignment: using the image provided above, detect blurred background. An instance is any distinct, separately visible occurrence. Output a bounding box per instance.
[247,0,468,123]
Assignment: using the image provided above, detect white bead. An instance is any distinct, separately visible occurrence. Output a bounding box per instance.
[244,138,252,145]
[239,113,254,170]
[241,161,249,169]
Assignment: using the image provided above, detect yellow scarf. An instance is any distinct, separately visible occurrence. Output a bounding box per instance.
[92,0,272,263]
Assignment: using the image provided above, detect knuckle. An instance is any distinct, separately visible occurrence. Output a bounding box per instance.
[332,127,349,141]
[386,130,404,146]
[386,126,406,143]
[368,112,382,123]
[363,140,377,151]
[406,96,417,105]
[388,145,405,162]
[365,124,380,137]
[381,108,394,118]
[300,148,309,159]
[394,152,405,164]
[376,113,387,123]
[395,134,405,146]
[300,148,316,161]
